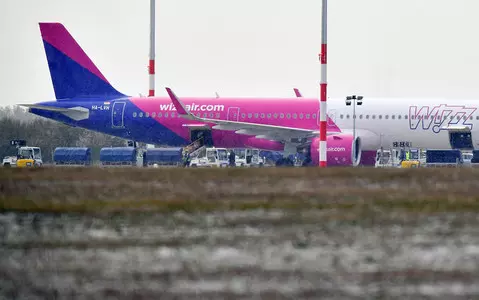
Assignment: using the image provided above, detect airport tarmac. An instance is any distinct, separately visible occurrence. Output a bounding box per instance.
[2,210,479,299]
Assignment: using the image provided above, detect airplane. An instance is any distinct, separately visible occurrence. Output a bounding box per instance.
[22,22,477,167]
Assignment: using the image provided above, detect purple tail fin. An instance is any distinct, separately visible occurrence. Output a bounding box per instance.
[39,22,126,100]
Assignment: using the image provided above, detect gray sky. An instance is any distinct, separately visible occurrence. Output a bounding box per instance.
[2,0,479,106]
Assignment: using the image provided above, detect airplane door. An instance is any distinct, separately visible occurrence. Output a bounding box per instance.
[316,109,331,126]
[112,101,126,128]
[328,109,337,125]
[227,107,240,121]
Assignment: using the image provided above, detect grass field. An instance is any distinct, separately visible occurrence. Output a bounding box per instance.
[2,166,479,213]
[3,166,479,298]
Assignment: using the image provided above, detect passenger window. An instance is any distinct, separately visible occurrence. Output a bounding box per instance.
[261,113,265,118]
[133,112,137,117]
[391,115,395,119]
[313,114,317,119]
[306,114,310,119]
[346,114,350,119]
[476,116,479,120]
[171,112,176,118]
[340,114,344,119]
[280,113,284,119]
[152,112,156,118]
[209,113,213,118]
[248,113,252,118]
[385,115,388,119]
[274,113,278,118]
[372,115,375,119]
[242,113,246,118]
[404,115,408,119]
[215,113,220,118]
[165,113,169,118]
[379,115,382,119]
[365,115,369,119]
[398,115,401,119]
[139,112,144,117]
[267,113,271,119]
[299,113,304,119]
[359,115,363,119]
[286,113,291,119]
[292,113,297,119]
[254,113,259,118]
[145,112,149,118]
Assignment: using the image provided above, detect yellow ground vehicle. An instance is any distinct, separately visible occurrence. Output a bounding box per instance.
[399,148,425,168]
[16,147,43,167]
[2,140,43,168]
[400,160,420,168]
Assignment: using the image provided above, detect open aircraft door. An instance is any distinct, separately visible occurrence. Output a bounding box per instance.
[442,126,474,150]
[327,109,337,126]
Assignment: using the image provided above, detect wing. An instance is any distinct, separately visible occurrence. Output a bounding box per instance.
[165,87,340,142]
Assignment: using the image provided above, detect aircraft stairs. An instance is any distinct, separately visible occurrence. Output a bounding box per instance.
[185,137,206,158]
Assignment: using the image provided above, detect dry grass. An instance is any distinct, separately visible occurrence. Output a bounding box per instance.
[2,166,479,213]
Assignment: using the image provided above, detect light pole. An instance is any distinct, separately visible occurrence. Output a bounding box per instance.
[346,95,363,165]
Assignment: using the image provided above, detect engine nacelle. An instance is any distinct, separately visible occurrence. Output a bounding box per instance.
[310,134,362,166]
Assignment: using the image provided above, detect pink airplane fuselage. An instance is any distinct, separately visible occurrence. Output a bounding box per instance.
[130,95,341,149]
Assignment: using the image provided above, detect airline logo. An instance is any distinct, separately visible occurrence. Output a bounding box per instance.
[327,147,346,152]
[159,103,225,112]
[409,104,477,133]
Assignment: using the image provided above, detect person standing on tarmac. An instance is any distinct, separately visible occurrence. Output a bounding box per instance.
[182,149,190,167]
[228,150,236,167]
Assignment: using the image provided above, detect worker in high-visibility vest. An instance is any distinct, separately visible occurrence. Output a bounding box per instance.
[405,150,410,161]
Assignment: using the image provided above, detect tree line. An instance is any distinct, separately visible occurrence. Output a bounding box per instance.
[0,106,127,163]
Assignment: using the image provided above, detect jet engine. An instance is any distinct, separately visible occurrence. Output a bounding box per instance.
[309,133,362,166]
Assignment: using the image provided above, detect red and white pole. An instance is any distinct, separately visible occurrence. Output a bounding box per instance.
[319,0,328,167]
[148,0,155,97]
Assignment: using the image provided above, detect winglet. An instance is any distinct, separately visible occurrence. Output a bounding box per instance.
[165,87,189,115]
[293,88,302,98]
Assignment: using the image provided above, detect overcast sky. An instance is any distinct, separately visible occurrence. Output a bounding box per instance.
[2,0,479,106]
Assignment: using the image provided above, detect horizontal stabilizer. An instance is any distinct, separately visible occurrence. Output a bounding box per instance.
[20,104,90,121]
